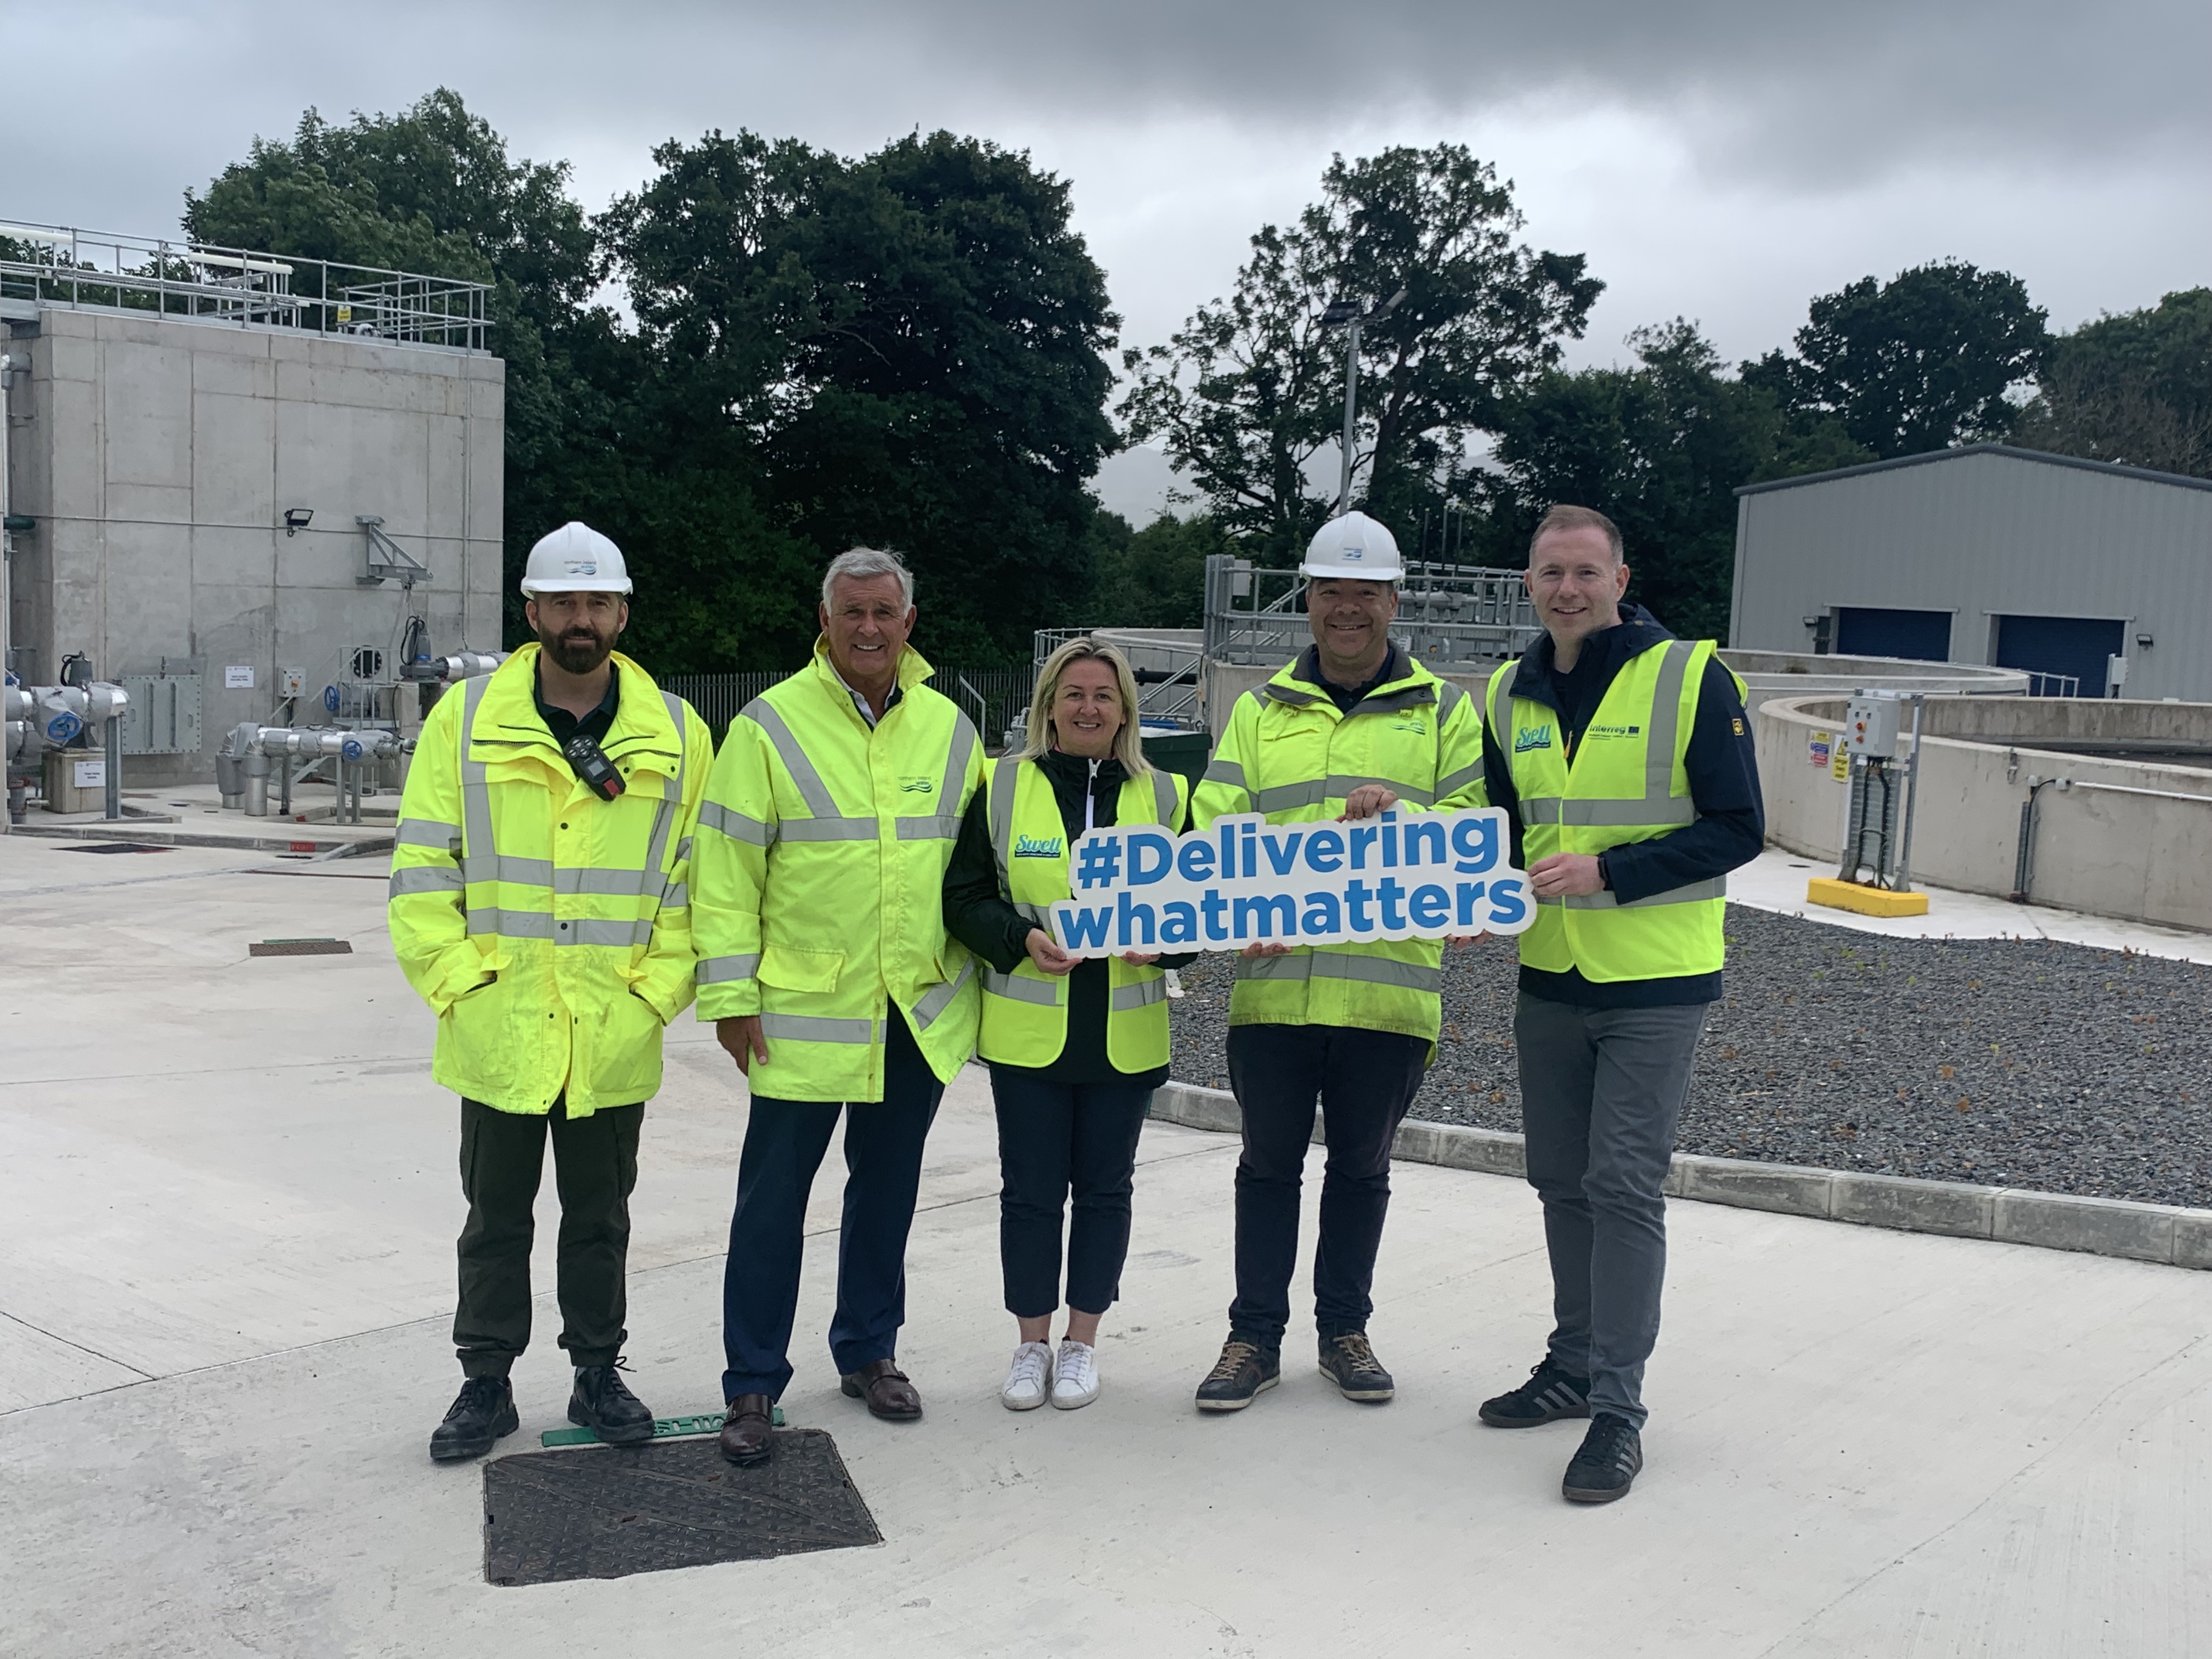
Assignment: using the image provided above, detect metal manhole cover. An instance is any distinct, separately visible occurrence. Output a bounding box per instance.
[57,842,173,855]
[249,938,353,957]
[483,1430,879,1586]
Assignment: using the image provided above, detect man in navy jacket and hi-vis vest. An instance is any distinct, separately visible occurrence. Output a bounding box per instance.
[1474,504,1762,1505]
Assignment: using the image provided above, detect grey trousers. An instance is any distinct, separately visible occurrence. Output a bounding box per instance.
[1514,993,1707,1427]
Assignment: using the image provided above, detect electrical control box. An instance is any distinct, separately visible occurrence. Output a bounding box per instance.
[1843,692,1901,759]
[276,665,306,699]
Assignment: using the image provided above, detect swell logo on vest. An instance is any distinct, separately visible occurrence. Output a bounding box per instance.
[899,777,935,793]
[1390,715,1428,735]
[1013,834,1064,859]
[1514,725,1554,753]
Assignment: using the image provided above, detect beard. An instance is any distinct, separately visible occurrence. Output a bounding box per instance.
[537,621,615,675]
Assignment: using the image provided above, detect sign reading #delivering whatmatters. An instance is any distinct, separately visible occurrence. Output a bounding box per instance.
[1048,808,1534,957]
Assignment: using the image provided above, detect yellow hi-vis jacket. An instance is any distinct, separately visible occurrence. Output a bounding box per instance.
[1486,637,1737,981]
[388,646,715,1116]
[1192,647,1487,1045]
[690,639,984,1101]
[978,754,1189,1072]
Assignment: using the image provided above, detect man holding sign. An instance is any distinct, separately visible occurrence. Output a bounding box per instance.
[1185,511,1490,1412]
[1474,504,1763,1504]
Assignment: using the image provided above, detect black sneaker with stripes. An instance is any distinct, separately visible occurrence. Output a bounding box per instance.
[1478,1356,1592,1427]
[1562,1412,1643,1503]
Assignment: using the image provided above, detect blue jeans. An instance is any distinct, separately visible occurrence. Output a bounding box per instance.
[1515,994,1707,1428]
[719,1008,944,1403]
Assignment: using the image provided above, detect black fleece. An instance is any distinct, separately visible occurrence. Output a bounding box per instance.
[943,749,1194,1084]
[1481,604,1764,1008]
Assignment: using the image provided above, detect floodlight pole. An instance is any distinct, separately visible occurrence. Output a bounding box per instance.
[1335,320,1362,514]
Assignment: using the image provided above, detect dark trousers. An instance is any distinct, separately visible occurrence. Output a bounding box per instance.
[1224,1022,1429,1347]
[720,1008,944,1403]
[453,1097,642,1378]
[991,1069,1154,1319]
[1515,994,1706,1427]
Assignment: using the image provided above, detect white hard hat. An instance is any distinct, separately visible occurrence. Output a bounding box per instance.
[520,522,631,595]
[1301,510,1403,581]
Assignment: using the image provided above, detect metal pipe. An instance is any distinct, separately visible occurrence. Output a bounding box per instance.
[103,713,120,821]
[2010,777,2053,904]
[1,351,12,838]
[245,749,270,816]
[2056,779,2212,805]
[1894,695,1924,893]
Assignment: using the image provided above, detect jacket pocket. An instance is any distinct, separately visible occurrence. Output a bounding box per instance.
[758,943,846,994]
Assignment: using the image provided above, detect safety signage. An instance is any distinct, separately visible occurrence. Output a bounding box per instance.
[1048,807,1534,958]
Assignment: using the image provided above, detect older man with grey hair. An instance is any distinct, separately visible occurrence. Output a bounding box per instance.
[691,546,984,1466]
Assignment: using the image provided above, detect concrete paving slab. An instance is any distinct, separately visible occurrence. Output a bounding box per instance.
[7,834,2212,1656]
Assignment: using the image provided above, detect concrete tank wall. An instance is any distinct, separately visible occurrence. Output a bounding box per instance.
[1756,693,2212,931]
[3,304,504,780]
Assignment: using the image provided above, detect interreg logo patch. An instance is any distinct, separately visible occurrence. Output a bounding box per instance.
[1013,834,1064,859]
[1514,725,1553,753]
[1587,723,1642,741]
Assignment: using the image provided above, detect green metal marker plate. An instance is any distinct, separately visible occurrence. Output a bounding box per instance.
[540,1408,782,1448]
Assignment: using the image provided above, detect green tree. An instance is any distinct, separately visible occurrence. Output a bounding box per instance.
[1120,145,1600,565]
[603,128,1120,667]
[1473,321,1869,639]
[2015,288,2212,477]
[1084,511,1227,628]
[1743,259,2047,458]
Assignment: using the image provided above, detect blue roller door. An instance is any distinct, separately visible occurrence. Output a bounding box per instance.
[1993,615,2124,698]
[1835,607,1952,661]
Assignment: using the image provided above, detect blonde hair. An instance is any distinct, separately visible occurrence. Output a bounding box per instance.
[1024,636,1152,775]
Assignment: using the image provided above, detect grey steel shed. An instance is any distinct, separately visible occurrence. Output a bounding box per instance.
[1729,444,2212,700]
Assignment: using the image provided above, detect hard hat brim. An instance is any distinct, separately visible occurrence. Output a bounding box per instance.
[1300,561,1401,582]
[521,580,634,596]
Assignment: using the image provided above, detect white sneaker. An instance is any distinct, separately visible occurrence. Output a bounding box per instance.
[1001,1341,1053,1411]
[1052,1339,1101,1410]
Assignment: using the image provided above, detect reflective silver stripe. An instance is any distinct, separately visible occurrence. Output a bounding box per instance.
[1012,901,1052,926]
[743,696,846,821]
[1435,681,1464,725]
[697,953,760,985]
[1487,664,1514,762]
[388,865,462,897]
[676,836,693,861]
[989,754,1022,900]
[1643,641,1695,809]
[458,675,496,881]
[558,916,655,947]
[1519,795,1696,828]
[778,816,880,843]
[1111,977,1168,1012]
[463,853,556,886]
[1149,768,1179,827]
[758,1012,883,1044]
[1232,950,1440,993]
[1436,761,1483,798]
[396,817,461,851]
[661,882,689,909]
[910,957,977,1030]
[984,966,1063,1006]
[554,866,656,896]
[1326,774,1434,807]
[1252,779,1325,813]
[465,907,556,939]
[699,800,773,845]
[894,815,962,840]
[939,714,979,810]
[641,689,689,893]
[1202,757,1248,793]
[1559,876,1728,910]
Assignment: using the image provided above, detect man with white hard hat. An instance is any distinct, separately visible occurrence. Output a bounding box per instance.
[1187,510,1487,1412]
[391,521,714,1463]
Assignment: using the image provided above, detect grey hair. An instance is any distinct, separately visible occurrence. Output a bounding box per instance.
[821,546,915,610]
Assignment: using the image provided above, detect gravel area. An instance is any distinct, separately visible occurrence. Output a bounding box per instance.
[1167,905,2212,1209]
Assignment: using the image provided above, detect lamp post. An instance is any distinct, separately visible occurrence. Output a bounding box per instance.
[1321,287,1407,514]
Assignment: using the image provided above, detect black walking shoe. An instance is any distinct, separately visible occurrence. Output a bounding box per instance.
[1479,1355,1593,1428]
[429,1375,518,1463]
[569,1360,656,1446]
[1317,1331,1395,1402]
[1195,1334,1280,1412]
[1561,1412,1643,1503]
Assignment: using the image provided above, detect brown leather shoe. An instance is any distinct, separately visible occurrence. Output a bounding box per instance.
[839,1358,922,1421]
[718,1393,774,1466]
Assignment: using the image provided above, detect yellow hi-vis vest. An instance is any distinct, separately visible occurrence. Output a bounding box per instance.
[1192,649,1487,1046]
[388,645,715,1116]
[978,754,1189,1072]
[690,639,984,1102]
[1487,637,1737,983]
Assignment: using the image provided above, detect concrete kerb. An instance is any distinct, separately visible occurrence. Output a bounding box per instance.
[1149,1081,2212,1271]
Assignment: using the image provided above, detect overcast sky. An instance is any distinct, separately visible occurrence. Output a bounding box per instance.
[10,1,2208,516]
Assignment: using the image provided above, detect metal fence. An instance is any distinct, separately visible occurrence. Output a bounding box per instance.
[0,220,491,351]
[1204,553,1542,671]
[660,667,1034,748]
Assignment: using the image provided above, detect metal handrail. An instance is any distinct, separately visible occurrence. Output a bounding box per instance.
[0,219,491,351]
[1203,552,1542,670]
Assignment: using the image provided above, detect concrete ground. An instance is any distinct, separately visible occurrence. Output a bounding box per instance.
[5,833,2212,1657]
